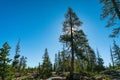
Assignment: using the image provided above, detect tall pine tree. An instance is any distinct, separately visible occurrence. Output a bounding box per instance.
[0,42,12,80]
[60,7,82,79]
[112,40,120,66]
[95,49,105,72]
[54,53,58,71]
[110,46,115,68]
[12,40,20,77]
[42,48,52,78]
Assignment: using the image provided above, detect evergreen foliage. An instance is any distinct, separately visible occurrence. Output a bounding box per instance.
[0,42,12,80]
[100,0,120,37]
[60,8,97,76]
[12,40,21,77]
[60,7,82,79]
[112,40,120,66]
[41,48,52,78]
[95,49,105,72]
[19,56,27,76]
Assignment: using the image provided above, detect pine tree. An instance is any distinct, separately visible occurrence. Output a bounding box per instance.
[60,7,82,79]
[100,0,120,37]
[19,56,27,76]
[86,46,96,72]
[42,48,52,78]
[54,53,58,72]
[12,40,20,77]
[110,46,115,68]
[95,49,105,72]
[0,42,12,80]
[38,62,41,75]
[112,40,120,66]
[57,51,61,72]
[73,30,95,72]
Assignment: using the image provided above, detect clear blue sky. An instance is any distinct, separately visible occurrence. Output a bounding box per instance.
[0,0,119,67]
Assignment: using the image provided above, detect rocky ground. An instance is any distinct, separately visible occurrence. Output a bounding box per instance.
[16,69,120,80]
[101,69,120,80]
[76,69,120,80]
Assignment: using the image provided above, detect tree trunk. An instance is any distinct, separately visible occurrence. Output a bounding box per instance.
[2,76,5,80]
[70,9,74,80]
[110,47,115,68]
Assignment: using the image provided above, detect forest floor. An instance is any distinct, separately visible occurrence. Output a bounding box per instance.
[100,69,120,80]
[72,69,120,80]
[16,69,120,80]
